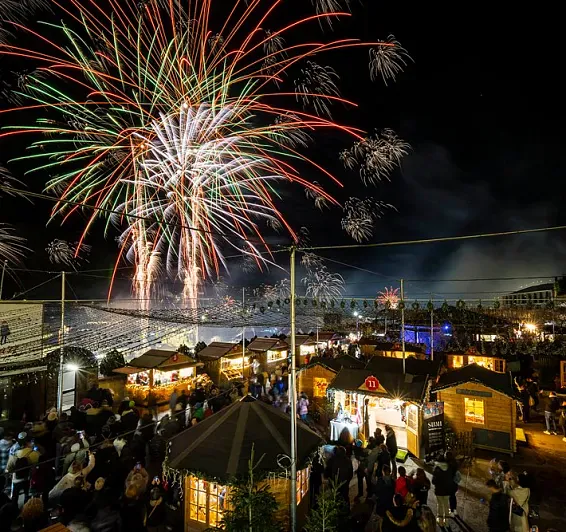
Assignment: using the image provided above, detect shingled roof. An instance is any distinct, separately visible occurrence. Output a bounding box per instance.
[328,368,430,402]
[431,364,518,399]
[300,355,365,373]
[167,396,323,481]
[247,337,288,352]
[197,342,240,361]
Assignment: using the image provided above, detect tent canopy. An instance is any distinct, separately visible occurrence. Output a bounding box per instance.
[168,396,323,481]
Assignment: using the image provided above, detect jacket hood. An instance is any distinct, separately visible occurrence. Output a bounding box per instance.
[435,461,449,471]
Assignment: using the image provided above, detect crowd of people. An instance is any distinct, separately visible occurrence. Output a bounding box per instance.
[0,381,236,532]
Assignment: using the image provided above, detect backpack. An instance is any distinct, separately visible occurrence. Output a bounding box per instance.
[14,455,30,480]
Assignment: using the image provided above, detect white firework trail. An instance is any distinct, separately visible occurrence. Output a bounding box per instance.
[0,224,28,265]
[311,0,351,29]
[0,165,30,200]
[340,129,410,186]
[369,35,412,86]
[305,181,329,210]
[301,252,323,269]
[302,266,345,302]
[271,114,312,148]
[341,197,394,242]
[295,61,340,117]
[46,239,92,268]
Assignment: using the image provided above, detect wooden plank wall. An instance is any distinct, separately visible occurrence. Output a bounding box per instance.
[437,382,516,452]
[297,365,336,403]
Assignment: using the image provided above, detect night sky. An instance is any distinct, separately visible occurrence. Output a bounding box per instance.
[1,1,565,302]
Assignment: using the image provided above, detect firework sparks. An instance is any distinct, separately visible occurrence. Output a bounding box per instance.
[340,129,410,185]
[369,35,412,85]
[295,61,340,117]
[0,0,51,44]
[311,0,351,28]
[46,239,91,269]
[301,252,323,269]
[1,0,375,303]
[303,266,344,302]
[305,181,329,210]
[341,197,394,242]
[0,224,28,264]
[0,165,30,201]
[377,287,400,309]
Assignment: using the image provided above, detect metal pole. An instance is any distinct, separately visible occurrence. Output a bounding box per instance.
[0,260,7,300]
[401,279,406,374]
[430,295,434,361]
[242,287,246,379]
[57,272,66,413]
[289,247,298,532]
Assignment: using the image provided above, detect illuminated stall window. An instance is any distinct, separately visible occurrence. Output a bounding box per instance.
[187,476,227,528]
[451,356,464,368]
[267,350,287,363]
[344,392,358,417]
[494,359,505,373]
[464,398,485,425]
[313,377,329,398]
[296,467,310,503]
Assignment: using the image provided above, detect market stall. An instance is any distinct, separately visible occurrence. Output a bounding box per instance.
[197,342,247,383]
[246,337,289,372]
[432,363,519,455]
[327,358,437,458]
[165,396,323,531]
[114,348,205,407]
[445,344,506,373]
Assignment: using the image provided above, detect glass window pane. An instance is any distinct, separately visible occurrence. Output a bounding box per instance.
[62,371,75,392]
[62,390,75,411]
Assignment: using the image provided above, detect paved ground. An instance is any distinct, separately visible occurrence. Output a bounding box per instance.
[347,408,566,531]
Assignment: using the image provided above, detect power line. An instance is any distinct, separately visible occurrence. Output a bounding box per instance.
[299,225,566,251]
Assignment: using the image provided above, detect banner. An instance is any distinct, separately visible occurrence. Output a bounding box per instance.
[423,401,445,455]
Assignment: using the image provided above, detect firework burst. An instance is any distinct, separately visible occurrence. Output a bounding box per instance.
[369,35,412,85]
[341,197,394,242]
[341,129,410,185]
[1,0,395,303]
[305,181,330,210]
[301,252,323,269]
[311,0,351,28]
[0,224,28,265]
[377,286,400,309]
[46,239,91,269]
[302,266,344,302]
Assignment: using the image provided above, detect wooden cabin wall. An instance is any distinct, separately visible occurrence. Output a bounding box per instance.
[297,365,335,404]
[437,382,516,453]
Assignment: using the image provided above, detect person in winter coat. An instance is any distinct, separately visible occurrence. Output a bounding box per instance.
[120,485,146,532]
[544,391,560,434]
[6,440,40,505]
[48,452,95,504]
[382,493,417,531]
[486,479,510,532]
[385,425,398,477]
[146,487,166,532]
[353,441,370,501]
[298,392,309,422]
[410,468,431,507]
[432,457,453,526]
[445,450,460,516]
[0,430,13,473]
[374,465,395,518]
[324,445,353,508]
[506,473,530,532]
[395,466,412,499]
[0,321,10,344]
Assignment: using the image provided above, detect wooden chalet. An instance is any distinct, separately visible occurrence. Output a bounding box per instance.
[432,364,519,455]
[358,338,426,359]
[445,343,507,373]
[197,342,247,384]
[246,337,289,371]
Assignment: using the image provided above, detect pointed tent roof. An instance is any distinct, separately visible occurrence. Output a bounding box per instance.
[167,396,323,481]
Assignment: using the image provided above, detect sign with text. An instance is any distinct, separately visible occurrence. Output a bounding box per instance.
[364,375,380,391]
[423,401,445,455]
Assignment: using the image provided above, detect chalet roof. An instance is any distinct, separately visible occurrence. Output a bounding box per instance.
[300,355,365,373]
[129,349,174,369]
[365,356,440,377]
[431,364,518,399]
[197,342,239,361]
[295,334,317,346]
[247,337,288,352]
[444,342,505,358]
[119,349,199,372]
[328,368,429,402]
[358,338,425,353]
[315,332,341,342]
[167,396,323,481]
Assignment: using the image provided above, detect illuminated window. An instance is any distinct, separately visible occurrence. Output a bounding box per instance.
[451,356,464,368]
[464,398,485,425]
[494,359,505,373]
[187,476,227,527]
[313,377,328,398]
[406,405,418,432]
[344,392,358,417]
[267,349,287,363]
[296,467,310,503]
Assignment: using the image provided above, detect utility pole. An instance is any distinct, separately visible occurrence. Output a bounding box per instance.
[401,279,406,374]
[0,260,7,300]
[57,272,66,413]
[289,247,298,532]
[242,287,246,380]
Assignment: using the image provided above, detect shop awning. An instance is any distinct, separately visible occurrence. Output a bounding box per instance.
[167,395,323,481]
[431,363,518,399]
[328,368,430,402]
[197,342,240,361]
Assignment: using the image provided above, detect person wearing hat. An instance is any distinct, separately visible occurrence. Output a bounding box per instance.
[6,438,40,505]
[146,486,166,532]
[10,432,27,457]
[544,392,560,435]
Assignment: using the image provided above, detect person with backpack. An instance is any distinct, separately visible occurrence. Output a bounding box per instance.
[432,455,454,527]
[5,439,40,506]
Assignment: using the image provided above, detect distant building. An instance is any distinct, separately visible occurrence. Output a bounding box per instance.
[501,282,555,308]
